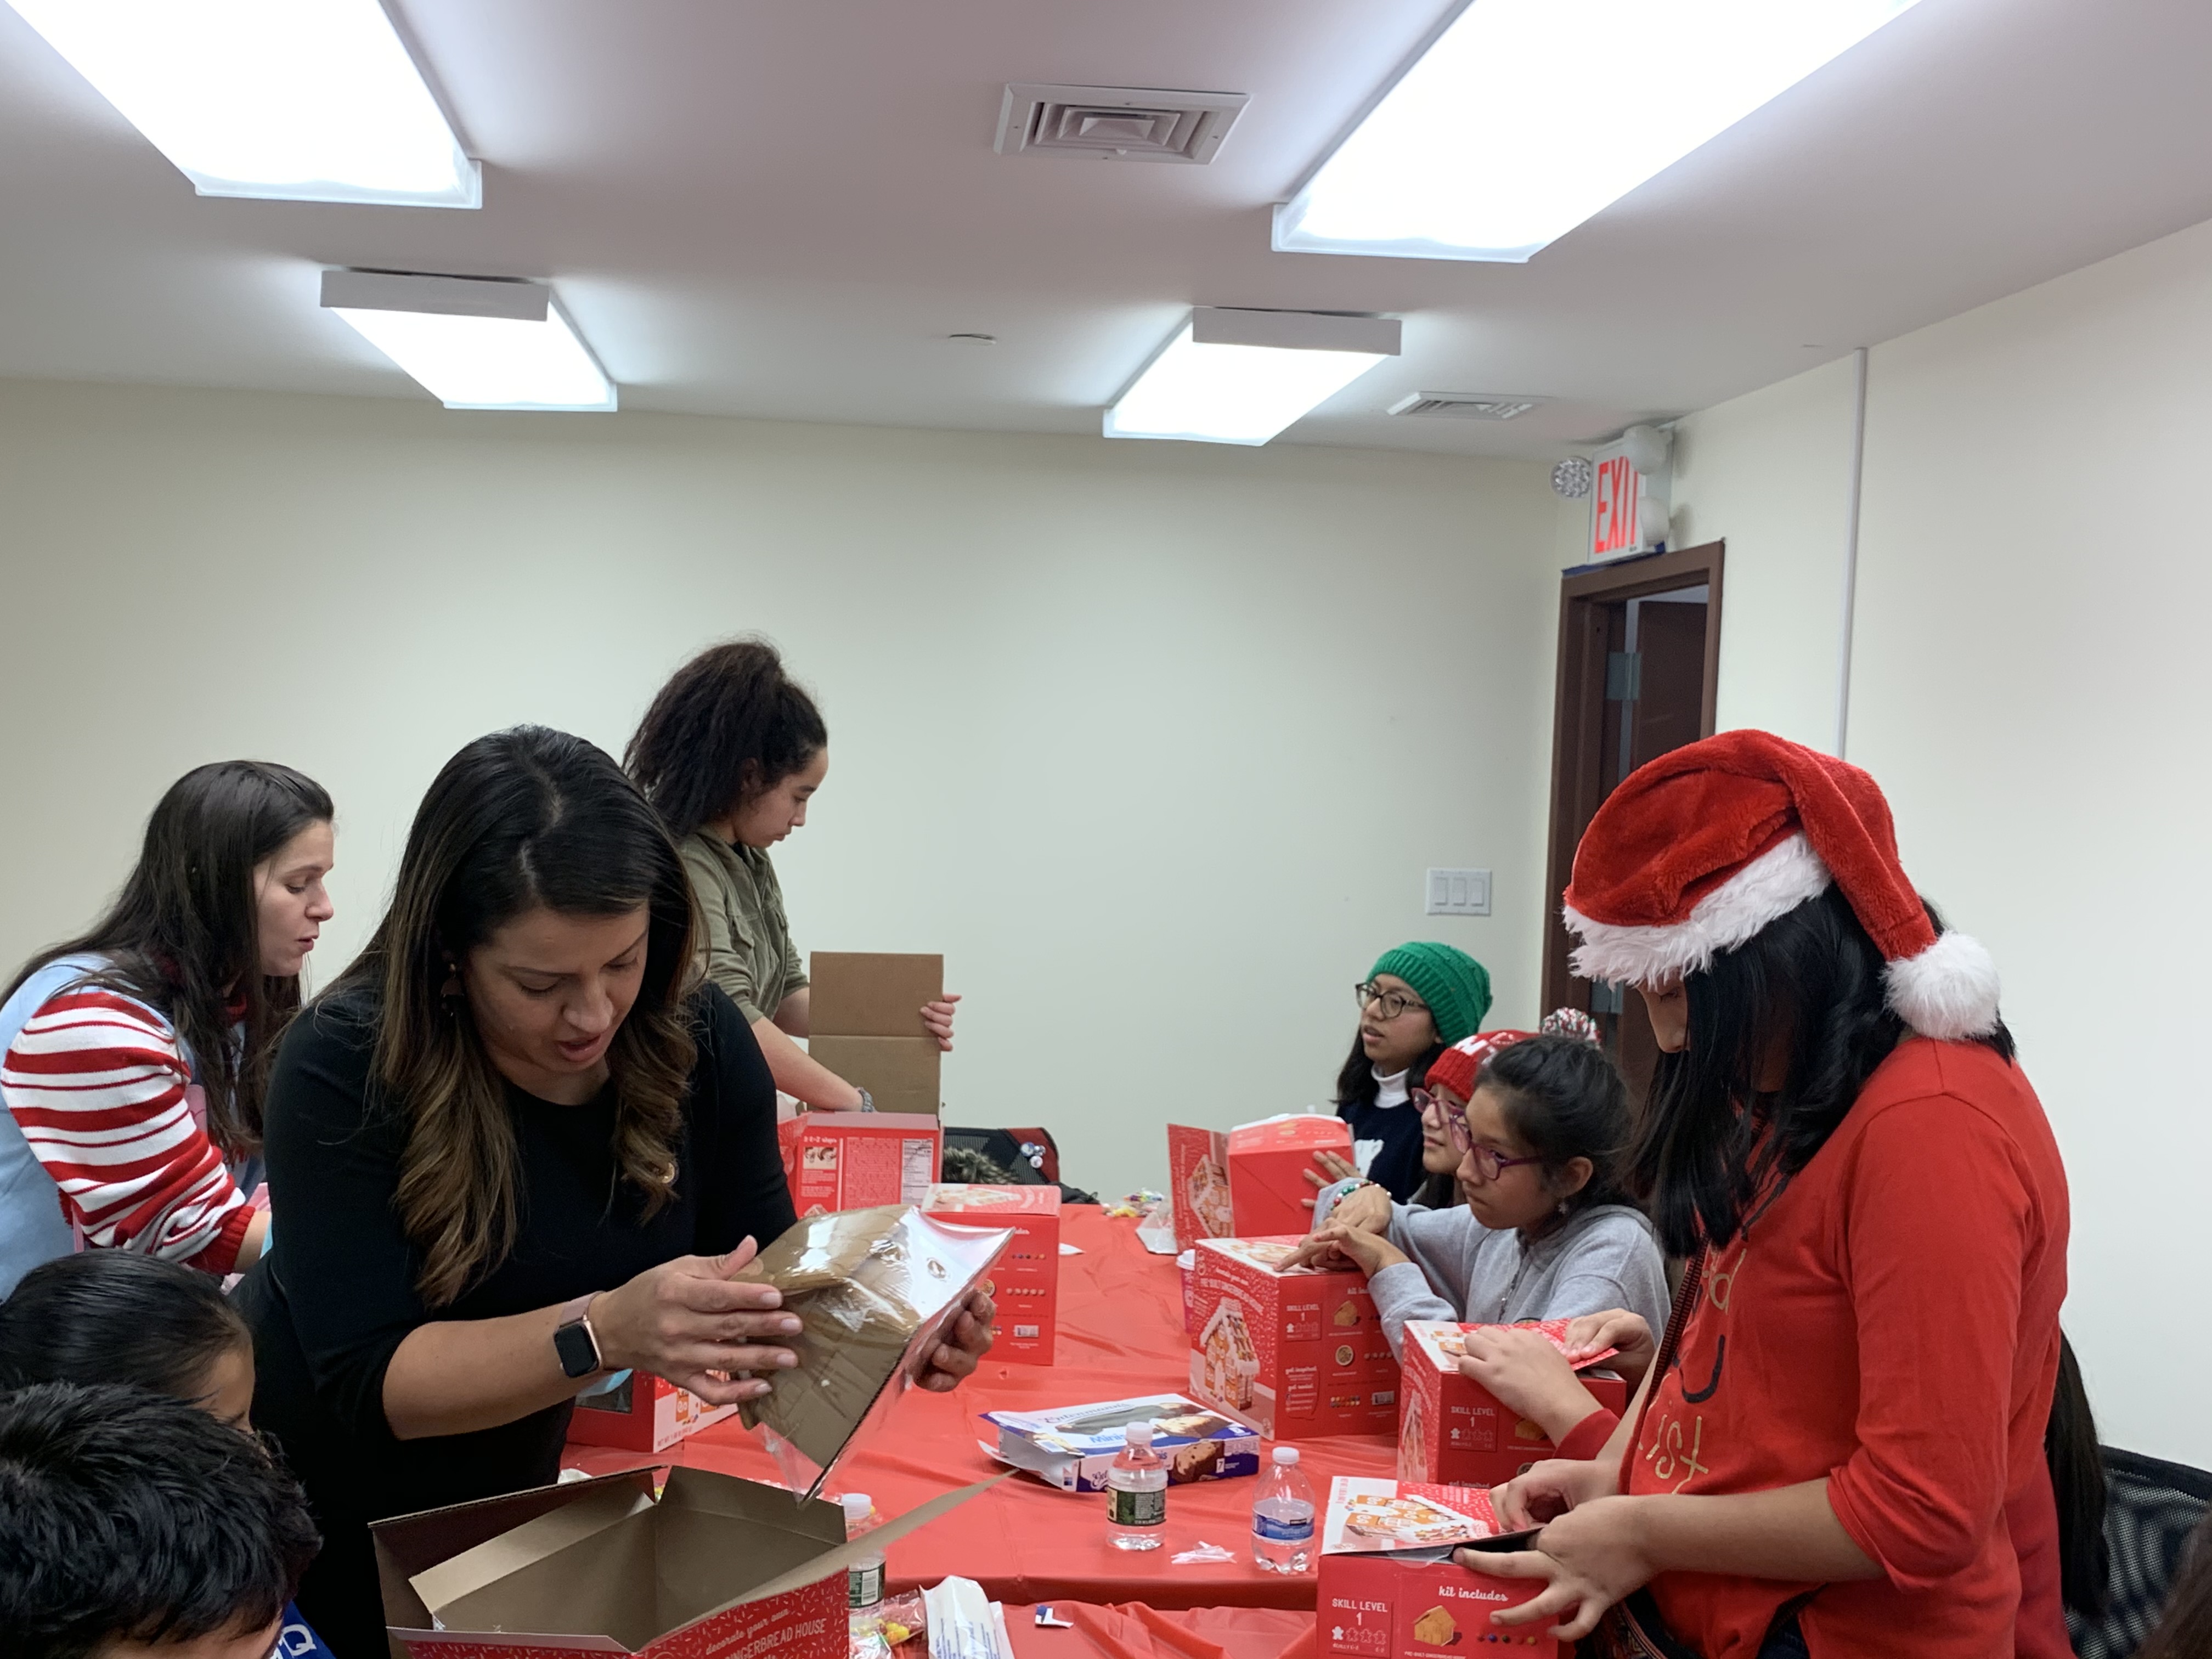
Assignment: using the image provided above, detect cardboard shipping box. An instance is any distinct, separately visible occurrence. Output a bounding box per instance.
[375,1464,991,1659]
[1167,1124,1233,1251]
[1185,1235,1397,1438]
[565,1372,736,1454]
[1398,1320,1631,1488]
[780,1112,941,1214]
[1316,1476,1557,1657]
[980,1392,1260,1492]
[809,951,943,1116]
[923,1183,1059,1364]
[734,1205,1012,1489]
[1226,1116,1355,1237]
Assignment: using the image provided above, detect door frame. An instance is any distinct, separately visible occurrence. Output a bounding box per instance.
[1538,540,1726,1018]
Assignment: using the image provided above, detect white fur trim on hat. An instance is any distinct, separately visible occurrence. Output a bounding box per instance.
[1564,832,1832,987]
[1883,930,2001,1041]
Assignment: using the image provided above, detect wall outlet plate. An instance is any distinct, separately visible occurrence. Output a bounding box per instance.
[1424,868,1491,917]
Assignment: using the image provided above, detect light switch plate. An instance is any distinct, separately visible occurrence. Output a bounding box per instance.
[1425,868,1492,917]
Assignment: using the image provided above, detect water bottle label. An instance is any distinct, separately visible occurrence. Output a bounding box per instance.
[1109,1487,1166,1527]
[1252,1511,1315,1543]
[848,1561,884,1609]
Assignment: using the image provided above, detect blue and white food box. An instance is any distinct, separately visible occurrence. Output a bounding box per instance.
[978,1392,1261,1493]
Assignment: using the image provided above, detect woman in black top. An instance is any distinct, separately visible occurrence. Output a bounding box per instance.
[237,727,992,1657]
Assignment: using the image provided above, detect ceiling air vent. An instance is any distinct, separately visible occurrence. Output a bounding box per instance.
[1387,393,1543,420]
[995,83,1250,163]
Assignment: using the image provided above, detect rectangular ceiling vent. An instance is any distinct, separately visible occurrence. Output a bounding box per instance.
[1387,393,1543,420]
[995,83,1249,163]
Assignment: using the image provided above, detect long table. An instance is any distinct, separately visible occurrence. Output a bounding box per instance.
[562,1204,1398,1611]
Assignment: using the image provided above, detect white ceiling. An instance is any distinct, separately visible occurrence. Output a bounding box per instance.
[2,0,2209,456]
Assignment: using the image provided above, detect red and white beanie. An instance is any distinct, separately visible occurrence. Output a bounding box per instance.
[1421,1010,1605,1099]
[1560,730,2000,1041]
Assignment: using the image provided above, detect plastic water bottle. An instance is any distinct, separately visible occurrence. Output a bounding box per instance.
[842,1493,885,1611]
[1251,1446,1316,1572]
[1104,1423,1167,1550]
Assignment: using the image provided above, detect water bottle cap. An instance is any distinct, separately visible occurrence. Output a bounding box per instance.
[1125,1422,1154,1445]
[840,1494,872,1520]
[1273,1446,1300,1465]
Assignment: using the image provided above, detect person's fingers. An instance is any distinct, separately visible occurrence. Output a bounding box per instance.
[1491,1483,1535,1531]
[670,1276,786,1315]
[699,1309,804,1343]
[1551,1601,1607,1643]
[713,1238,762,1276]
[667,1340,798,1379]
[1455,1547,1550,1582]
[1488,1579,1583,1629]
[674,1371,762,1406]
[1304,1169,1330,1190]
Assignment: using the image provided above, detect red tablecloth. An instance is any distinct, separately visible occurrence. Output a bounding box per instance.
[563,1205,1395,1610]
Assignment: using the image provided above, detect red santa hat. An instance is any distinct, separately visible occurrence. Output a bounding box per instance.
[1560,729,2000,1041]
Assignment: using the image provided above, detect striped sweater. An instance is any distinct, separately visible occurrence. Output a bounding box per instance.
[0,985,254,1273]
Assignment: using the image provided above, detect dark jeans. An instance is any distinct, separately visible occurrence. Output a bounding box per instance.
[1760,1613,1810,1657]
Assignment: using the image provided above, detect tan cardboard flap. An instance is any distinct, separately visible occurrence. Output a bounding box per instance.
[430,1504,664,1650]
[700,1474,1007,1617]
[410,1483,653,1616]
[810,953,943,1038]
[807,1035,939,1115]
[656,1466,845,1543]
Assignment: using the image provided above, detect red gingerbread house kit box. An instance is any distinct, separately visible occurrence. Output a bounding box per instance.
[565,1372,735,1454]
[1186,1235,1397,1438]
[1316,1476,1556,1657]
[922,1183,1059,1364]
[1167,1124,1233,1250]
[1398,1320,1630,1488]
[780,1112,941,1214]
[1226,1115,1355,1237]
[375,1465,992,1659]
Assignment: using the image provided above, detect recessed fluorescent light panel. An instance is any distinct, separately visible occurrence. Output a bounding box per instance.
[1104,308,1401,446]
[5,0,479,207]
[1276,0,1925,263]
[321,270,616,412]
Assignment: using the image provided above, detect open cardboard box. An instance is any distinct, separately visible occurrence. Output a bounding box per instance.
[809,952,943,1116]
[375,1464,997,1659]
[1314,1476,1556,1657]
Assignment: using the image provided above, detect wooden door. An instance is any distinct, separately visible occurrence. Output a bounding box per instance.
[1539,543,1725,1098]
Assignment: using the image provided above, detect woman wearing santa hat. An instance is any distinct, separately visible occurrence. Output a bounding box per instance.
[1475,730,2071,1659]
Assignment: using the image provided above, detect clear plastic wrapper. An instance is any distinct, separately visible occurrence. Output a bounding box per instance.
[735,1204,1012,1498]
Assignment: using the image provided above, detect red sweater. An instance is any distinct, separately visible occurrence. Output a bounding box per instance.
[1626,1039,2068,1659]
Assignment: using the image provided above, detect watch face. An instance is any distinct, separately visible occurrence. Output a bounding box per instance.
[554,1320,600,1380]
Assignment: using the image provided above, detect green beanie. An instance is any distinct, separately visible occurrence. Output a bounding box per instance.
[1368,942,1493,1046]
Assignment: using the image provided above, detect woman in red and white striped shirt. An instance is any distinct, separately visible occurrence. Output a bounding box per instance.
[0,761,335,1293]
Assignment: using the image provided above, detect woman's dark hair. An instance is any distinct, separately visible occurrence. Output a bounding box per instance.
[3,761,332,1157]
[0,1383,319,1659]
[1632,885,2015,1259]
[1334,1035,1447,1115]
[2046,1331,2109,1618]
[331,726,698,1306]
[0,1254,248,1403]
[2141,1511,2212,1659]
[624,638,828,841]
[1478,1034,1635,1222]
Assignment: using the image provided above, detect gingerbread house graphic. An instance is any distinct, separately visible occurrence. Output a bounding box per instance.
[1197,1299,1260,1410]
[1187,1158,1233,1238]
[1398,1389,1429,1482]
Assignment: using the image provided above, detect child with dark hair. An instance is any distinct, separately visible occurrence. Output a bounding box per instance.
[0,1381,319,1659]
[1290,1026,1668,1451]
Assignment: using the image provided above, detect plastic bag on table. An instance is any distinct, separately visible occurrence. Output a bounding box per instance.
[735,1205,1012,1499]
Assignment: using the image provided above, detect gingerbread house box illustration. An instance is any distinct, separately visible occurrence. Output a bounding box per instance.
[1167,1124,1234,1250]
[1316,1476,1559,1657]
[1186,1235,1397,1438]
[922,1183,1060,1365]
[1398,1319,1630,1488]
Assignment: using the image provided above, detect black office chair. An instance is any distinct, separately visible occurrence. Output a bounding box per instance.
[2068,1447,2212,1659]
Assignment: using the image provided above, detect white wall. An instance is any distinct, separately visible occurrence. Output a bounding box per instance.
[0,380,1565,1204]
[1664,214,2212,1466]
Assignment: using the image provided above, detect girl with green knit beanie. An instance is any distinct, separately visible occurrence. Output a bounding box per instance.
[1333,942,1492,1203]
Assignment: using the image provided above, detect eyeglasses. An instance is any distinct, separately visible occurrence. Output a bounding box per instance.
[1411,1087,1545,1182]
[1355,980,1429,1022]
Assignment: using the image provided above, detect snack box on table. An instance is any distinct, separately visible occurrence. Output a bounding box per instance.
[923,1182,1059,1364]
[1317,1476,1558,1657]
[1186,1234,1397,1438]
[565,1372,735,1453]
[980,1392,1261,1492]
[1398,1319,1631,1488]
[374,1463,990,1659]
[779,1111,941,1214]
[1167,1124,1234,1250]
[1226,1115,1356,1236]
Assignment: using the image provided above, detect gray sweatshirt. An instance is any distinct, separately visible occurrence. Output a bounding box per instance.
[1367,1201,1672,1361]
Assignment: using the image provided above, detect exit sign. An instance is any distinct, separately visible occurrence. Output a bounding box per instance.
[1590,453,1643,560]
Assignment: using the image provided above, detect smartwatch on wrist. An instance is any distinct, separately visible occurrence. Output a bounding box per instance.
[553,1293,604,1380]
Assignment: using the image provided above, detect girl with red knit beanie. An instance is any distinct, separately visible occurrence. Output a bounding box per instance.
[1472,730,2071,1659]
